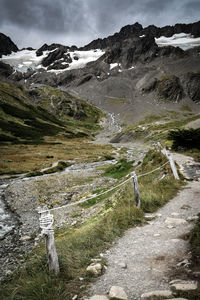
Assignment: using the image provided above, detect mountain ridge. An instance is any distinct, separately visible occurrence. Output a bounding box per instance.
[0,20,200,125]
[80,20,200,50]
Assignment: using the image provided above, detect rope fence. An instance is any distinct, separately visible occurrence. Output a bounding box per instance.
[38,143,179,274]
[40,160,170,214]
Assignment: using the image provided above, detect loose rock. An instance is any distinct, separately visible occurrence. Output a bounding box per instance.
[165,217,187,225]
[141,290,172,299]
[89,296,108,300]
[109,286,128,300]
[19,235,31,241]
[86,263,102,276]
[118,262,127,269]
[170,280,198,292]
[186,215,198,222]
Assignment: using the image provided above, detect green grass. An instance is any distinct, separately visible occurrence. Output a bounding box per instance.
[0,150,184,300]
[103,159,134,179]
[137,150,183,212]
[119,112,200,145]
[0,82,103,144]
[181,105,192,112]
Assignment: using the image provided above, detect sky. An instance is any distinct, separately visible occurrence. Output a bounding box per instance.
[0,0,199,49]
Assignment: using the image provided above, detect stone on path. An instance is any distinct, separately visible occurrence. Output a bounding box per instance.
[20,235,31,241]
[187,215,198,222]
[165,217,187,225]
[153,233,160,237]
[166,225,174,229]
[89,295,109,300]
[117,262,127,269]
[86,263,102,276]
[170,280,198,292]
[141,290,172,299]
[109,286,128,300]
[144,214,156,221]
[171,212,180,216]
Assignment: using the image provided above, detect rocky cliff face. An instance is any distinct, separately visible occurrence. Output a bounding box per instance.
[0,33,18,58]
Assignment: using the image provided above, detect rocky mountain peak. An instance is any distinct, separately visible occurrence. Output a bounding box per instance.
[0,32,18,58]
[119,22,143,37]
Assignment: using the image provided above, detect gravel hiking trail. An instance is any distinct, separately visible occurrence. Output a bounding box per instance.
[88,153,200,300]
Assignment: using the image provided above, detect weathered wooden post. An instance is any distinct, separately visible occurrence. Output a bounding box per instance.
[163,148,179,180]
[131,171,140,208]
[38,207,60,275]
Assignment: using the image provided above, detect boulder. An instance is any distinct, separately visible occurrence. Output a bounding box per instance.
[109,286,128,300]
[86,263,102,276]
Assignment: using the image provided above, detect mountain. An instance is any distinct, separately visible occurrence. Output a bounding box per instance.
[0,20,200,125]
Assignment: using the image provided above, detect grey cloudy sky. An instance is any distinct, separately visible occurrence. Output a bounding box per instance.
[0,0,199,48]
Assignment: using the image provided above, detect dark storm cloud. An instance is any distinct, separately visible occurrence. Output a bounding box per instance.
[0,0,199,48]
[0,0,87,32]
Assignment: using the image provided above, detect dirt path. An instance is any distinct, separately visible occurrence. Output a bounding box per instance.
[88,154,200,300]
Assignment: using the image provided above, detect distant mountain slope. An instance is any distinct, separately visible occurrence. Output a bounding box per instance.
[0,82,102,143]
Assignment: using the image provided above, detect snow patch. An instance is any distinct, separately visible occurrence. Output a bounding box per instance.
[0,48,104,73]
[67,49,104,71]
[155,33,200,50]
[0,49,52,72]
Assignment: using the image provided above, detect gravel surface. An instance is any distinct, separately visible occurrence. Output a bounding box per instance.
[88,154,200,300]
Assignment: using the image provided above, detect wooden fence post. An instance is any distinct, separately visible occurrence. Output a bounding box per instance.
[163,148,179,180]
[131,171,140,208]
[38,207,60,275]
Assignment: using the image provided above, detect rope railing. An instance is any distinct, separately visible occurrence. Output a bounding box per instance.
[40,160,170,214]
[38,145,179,275]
